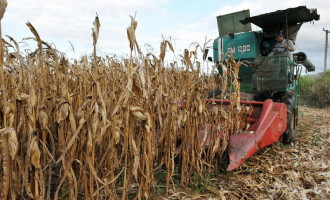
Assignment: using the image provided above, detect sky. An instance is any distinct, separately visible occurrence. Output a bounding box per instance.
[2,0,330,73]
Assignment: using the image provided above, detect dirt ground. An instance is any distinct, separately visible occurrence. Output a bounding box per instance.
[164,106,330,200]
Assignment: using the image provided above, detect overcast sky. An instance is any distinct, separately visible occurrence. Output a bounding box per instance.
[2,0,329,73]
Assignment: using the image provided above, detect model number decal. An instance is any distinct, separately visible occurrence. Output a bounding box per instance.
[227,45,251,53]
[238,45,251,53]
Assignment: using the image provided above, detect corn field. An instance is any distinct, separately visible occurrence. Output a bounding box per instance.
[0,10,249,199]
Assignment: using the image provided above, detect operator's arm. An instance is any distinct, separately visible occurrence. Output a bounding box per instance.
[286,40,295,51]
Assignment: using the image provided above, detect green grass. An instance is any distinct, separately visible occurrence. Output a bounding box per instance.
[299,71,330,108]
[188,172,217,193]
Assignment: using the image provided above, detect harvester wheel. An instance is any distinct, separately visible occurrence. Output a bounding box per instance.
[280,93,296,144]
[282,110,296,144]
[207,89,222,99]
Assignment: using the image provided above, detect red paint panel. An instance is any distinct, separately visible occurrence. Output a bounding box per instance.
[227,99,287,171]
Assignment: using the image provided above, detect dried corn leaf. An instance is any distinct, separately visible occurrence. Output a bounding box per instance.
[17,93,29,101]
[57,103,69,122]
[30,137,41,168]
[8,129,18,159]
[92,14,101,45]
[131,138,140,180]
[0,0,7,20]
[38,110,48,129]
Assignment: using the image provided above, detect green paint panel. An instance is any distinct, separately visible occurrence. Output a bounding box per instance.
[214,31,260,62]
[223,32,260,60]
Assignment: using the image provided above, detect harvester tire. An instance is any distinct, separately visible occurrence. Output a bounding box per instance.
[207,89,222,99]
[282,111,295,144]
[280,93,296,144]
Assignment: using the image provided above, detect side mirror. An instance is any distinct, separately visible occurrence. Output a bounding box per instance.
[203,49,209,61]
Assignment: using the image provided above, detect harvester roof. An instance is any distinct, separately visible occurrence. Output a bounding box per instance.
[240,6,320,42]
[240,6,320,29]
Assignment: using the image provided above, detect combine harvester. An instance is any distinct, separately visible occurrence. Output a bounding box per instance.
[204,6,320,171]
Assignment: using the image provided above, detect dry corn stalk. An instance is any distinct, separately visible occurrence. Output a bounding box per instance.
[0,2,9,200]
[0,0,7,20]
[0,14,248,200]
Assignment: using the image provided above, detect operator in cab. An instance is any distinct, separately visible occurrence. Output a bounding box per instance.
[270,31,295,59]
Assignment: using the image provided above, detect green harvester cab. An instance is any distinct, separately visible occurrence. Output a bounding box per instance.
[211,6,320,143]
